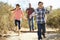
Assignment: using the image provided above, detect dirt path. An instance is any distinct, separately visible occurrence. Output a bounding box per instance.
[0,32,60,40]
[0,28,60,40]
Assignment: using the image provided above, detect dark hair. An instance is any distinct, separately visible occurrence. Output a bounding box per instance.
[29,3,31,6]
[38,1,43,5]
[16,4,20,7]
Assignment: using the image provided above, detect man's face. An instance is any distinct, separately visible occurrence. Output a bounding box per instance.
[38,3,43,8]
[29,4,31,8]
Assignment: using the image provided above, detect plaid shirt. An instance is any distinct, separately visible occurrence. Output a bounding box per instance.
[33,8,49,24]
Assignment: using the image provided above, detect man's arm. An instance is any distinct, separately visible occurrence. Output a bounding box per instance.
[32,8,35,12]
[30,10,37,19]
[45,6,52,14]
[26,8,29,18]
[26,8,28,13]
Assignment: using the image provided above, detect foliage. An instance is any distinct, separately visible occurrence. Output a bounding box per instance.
[0,2,14,34]
[0,2,60,34]
[47,9,60,29]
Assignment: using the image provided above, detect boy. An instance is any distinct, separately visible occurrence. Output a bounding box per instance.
[30,2,52,40]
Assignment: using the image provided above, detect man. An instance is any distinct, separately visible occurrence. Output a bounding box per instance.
[30,2,52,40]
[26,3,35,31]
[11,4,25,36]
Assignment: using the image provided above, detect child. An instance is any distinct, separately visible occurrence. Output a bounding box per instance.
[11,4,25,36]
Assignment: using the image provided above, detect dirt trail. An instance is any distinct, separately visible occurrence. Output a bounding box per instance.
[0,28,60,40]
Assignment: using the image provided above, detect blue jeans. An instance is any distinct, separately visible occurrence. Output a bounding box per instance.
[28,17,34,31]
[37,23,46,39]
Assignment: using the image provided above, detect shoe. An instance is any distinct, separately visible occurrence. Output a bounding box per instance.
[38,39,42,40]
[31,30,34,32]
[40,39,42,40]
[43,34,46,38]
[38,37,42,40]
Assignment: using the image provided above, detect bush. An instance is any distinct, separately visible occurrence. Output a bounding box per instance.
[47,9,60,29]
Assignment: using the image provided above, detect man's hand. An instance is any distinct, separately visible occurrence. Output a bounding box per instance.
[50,5,52,11]
[29,12,35,19]
[29,15,32,19]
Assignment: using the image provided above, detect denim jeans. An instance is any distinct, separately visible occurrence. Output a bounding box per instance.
[28,17,34,31]
[37,23,46,39]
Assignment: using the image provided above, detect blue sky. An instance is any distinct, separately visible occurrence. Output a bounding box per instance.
[0,0,60,10]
